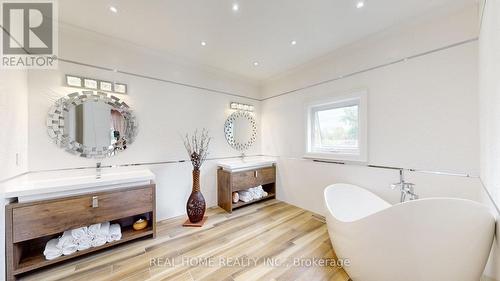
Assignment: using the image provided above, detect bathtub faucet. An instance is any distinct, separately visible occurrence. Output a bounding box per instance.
[391,169,418,202]
[96,162,102,179]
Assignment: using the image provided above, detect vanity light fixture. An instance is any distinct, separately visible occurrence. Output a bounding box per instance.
[99,81,113,91]
[65,74,128,94]
[230,102,254,112]
[114,83,127,94]
[66,75,82,87]
[84,78,98,89]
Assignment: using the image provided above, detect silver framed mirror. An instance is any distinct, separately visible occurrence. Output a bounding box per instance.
[47,91,137,158]
[224,111,257,151]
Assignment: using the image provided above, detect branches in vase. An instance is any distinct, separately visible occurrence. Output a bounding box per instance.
[183,129,211,170]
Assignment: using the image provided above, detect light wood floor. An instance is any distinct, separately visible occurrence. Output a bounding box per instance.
[20,200,350,281]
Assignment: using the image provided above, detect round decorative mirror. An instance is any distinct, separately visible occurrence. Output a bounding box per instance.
[224,111,257,151]
[47,91,137,158]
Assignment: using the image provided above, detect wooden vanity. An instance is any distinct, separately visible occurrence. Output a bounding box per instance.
[5,182,156,281]
[217,165,276,213]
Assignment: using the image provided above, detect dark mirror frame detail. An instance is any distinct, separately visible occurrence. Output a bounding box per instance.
[224,110,257,151]
[47,91,137,158]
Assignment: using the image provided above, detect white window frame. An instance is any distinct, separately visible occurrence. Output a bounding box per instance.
[304,90,368,162]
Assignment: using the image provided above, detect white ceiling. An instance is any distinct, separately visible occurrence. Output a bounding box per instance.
[59,0,473,81]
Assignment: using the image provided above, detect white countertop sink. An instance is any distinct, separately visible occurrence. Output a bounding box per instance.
[1,168,155,203]
[218,156,276,172]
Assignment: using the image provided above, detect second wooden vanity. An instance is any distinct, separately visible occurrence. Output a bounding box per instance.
[217,165,276,213]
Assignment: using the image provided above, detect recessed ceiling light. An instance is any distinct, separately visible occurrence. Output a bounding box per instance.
[201,41,207,46]
[356,1,365,8]
[291,40,297,46]
[109,6,118,13]
[232,3,239,11]
[253,62,259,66]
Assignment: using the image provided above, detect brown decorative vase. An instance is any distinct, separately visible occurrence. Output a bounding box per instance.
[186,169,206,223]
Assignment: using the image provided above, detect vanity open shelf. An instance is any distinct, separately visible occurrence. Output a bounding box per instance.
[5,183,156,281]
[217,165,276,213]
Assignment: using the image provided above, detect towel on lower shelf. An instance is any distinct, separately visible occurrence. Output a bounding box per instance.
[44,238,62,260]
[88,223,101,238]
[76,236,92,251]
[72,227,91,251]
[107,224,122,243]
[57,230,77,256]
[91,221,110,247]
[238,190,253,202]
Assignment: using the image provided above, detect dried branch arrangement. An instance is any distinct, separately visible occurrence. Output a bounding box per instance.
[183,129,211,170]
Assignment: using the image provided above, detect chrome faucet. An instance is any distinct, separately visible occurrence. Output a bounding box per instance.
[391,169,418,202]
[96,162,102,179]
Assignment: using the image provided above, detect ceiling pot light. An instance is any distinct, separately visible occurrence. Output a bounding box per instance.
[356,1,365,8]
[201,41,207,46]
[232,3,239,11]
[253,62,259,66]
[291,40,297,45]
[109,6,118,13]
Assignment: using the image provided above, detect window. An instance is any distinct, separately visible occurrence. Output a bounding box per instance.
[306,91,367,162]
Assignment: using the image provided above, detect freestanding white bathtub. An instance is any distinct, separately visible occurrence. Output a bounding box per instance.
[324,183,495,281]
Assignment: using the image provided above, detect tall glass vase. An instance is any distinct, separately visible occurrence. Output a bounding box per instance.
[186,169,206,223]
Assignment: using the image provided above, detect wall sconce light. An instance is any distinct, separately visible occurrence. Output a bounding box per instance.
[230,102,254,112]
[65,75,128,94]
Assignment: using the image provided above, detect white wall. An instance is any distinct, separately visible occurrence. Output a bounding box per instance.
[0,69,28,281]
[261,6,482,214]
[26,24,262,221]
[479,0,500,280]
[0,70,29,181]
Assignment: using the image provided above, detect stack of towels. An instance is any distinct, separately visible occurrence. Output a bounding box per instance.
[237,186,268,203]
[43,222,122,260]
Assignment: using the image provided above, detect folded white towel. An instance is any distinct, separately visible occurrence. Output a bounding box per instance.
[44,238,62,260]
[57,230,77,256]
[107,224,122,242]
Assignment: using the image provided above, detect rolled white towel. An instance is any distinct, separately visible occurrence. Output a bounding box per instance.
[107,224,122,242]
[44,238,62,260]
[248,187,261,199]
[88,223,101,239]
[71,226,91,251]
[71,226,88,241]
[99,221,110,235]
[76,236,92,251]
[238,190,251,197]
[239,194,252,202]
[57,230,77,256]
[91,221,111,247]
[91,235,107,247]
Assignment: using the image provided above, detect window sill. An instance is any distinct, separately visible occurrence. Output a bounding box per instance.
[303,152,367,163]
